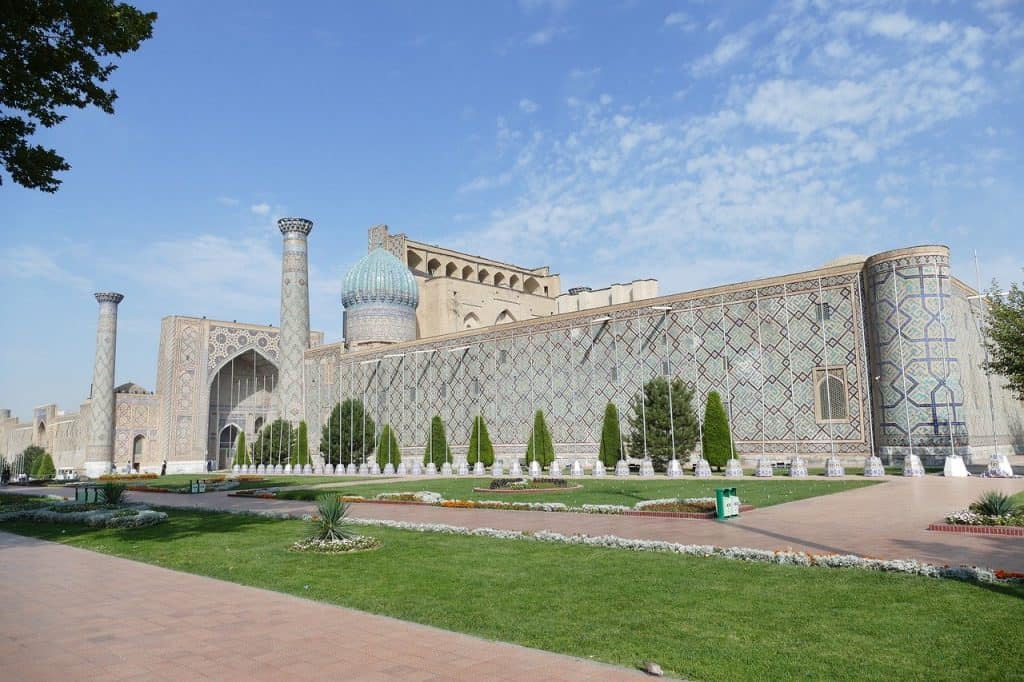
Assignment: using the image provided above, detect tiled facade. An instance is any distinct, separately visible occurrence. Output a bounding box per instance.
[2,239,1021,475]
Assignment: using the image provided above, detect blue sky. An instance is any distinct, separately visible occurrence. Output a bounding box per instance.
[2,0,1022,419]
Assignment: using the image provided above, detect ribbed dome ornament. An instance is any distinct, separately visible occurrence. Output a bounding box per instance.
[341,248,419,308]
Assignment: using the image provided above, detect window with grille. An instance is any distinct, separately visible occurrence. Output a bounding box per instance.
[499,349,508,364]
[662,359,672,376]
[815,302,832,322]
[813,367,849,422]
[440,382,448,399]
[610,366,619,382]
[471,378,481,397]
[408,387,417,403]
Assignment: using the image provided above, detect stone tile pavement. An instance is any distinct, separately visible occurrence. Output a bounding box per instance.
[0,531,646,681]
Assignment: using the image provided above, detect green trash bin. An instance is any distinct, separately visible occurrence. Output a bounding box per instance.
[715,487,740,519]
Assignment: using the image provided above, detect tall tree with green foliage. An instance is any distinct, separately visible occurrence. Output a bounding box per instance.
[32,451,55,479]
[627,377,699,471]
[702,391,734,470]
[423,415,451,468]
[597,402,623,469]
[983,280,1024,400]
[524,410,555,468]
[0,1,158,191]
[376,424,401,470]
[320,399,375,466]
[295,421,311,466]
[233,431,247,467]
[251,419,295,465]
[20,445,45,477]
[467,415,495,466]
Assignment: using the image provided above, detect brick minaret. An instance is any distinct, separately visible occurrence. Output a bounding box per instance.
[84,292,124,477]
[277,218,313,421]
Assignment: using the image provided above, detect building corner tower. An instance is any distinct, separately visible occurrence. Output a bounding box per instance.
[84,291,124,477]
[277,217,313,421]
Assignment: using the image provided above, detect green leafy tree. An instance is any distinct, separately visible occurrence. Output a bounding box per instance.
[20,445,45,477]
[232,431,247,467]
[251,419,295,465]
[627,377,699,471]
[983,280,1024,400]
[423,415,451,468]
[32,451,55,479]
[467,415,495,466]
[524,410,555,468]
[1,1,157,191]
[295,421,311,466]
[320,399,375,466]
[597,402,622,469]
[376,424,401,470]
[702,390,734,470]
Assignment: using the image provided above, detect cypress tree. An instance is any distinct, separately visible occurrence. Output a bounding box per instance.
[597,402,622,469]
[376,424,401,470]
[524,410,555,468]
[320,399,375,466]
[32,451,55,479]
[702,390,734,470]
[467,415,495,466]
[251,419,294,465]
[626,376,699,471]
[423,415,451,467]
[295,421,311,466]
[21,445,44,477]
[233,432,247,467]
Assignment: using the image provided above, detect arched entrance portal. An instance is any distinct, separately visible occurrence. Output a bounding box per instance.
[131,435,145,472]
[208,349,279,469]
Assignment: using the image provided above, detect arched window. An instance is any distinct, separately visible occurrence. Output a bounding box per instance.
[461,265,474,280]
[493,272,506,287]
[427,258,442,277]
[813,368,849,422]
[495,309,515,325]
[407,251,423,270]
[523,277,540,294]
[477,268,491,284]
[445,262,458,277]
[509,274,520,290]
[463,313,481,329]
[254,417,264,433]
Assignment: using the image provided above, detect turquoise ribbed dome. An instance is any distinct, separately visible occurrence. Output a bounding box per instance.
[341,248,419,308]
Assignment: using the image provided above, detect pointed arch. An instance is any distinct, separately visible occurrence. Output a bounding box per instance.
[477,268,491,284]
[493,272,506,287]
[407,250,423,271]
[523,276,540,294]
[427,258,442,276]
[208,347,279,386]
[461,265,474,280]
[509,274,520,290]
[445,262,458,277]
[463,312,481,329]
[495,309,516,325]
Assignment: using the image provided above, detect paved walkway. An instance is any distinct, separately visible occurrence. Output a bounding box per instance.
[13,475,1024,570]
[0,531,644,681]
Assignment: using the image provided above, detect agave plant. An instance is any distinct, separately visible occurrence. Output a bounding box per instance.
[969,490,1020,516]
[309,495,356,542]
[100,482,126,505]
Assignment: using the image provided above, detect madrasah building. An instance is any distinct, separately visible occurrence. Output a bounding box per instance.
[2,220,1021,477]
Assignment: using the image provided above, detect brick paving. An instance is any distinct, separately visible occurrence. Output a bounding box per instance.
[0,531,645,681]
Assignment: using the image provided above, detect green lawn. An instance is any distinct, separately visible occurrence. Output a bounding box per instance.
[2,509,1020,681]
[275,477,880,508]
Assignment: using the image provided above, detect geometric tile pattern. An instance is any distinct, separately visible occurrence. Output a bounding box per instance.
[864,247,967,453]
[311,268,874,459]
[85,292,123,465]
[277,218,313,422]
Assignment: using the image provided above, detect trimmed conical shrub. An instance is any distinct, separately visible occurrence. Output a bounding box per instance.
[627,376,699,471]
[32,451,55,479]
[467,415,495,466]
[233,432,248,466]
[423,415,451,467]
[598,402,622,469]
[524,410,555,468]
[702,391,734,470]
[376,424,401,470]
[295,421,311,466]
[320,399,375,466]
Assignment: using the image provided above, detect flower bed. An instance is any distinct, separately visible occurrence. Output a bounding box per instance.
[230,507,1022,586]
[927,523,1024,537]
[290,536,381,553]
[98,473,158,481]
[0,502,167,529]
[489,477,569,490]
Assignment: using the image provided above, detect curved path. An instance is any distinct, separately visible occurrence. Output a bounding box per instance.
[0,531,644,681]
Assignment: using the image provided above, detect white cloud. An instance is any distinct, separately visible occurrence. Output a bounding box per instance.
[216,196,239,207]
[519,98,539,114]
[519,0,571,13]
[250,202,271,215]
[524,26,566,46]
[664,12,696,31]
[0,245,93,293]
[691,32,750,74]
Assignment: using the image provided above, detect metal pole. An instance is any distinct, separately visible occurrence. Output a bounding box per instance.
[754,289,766,461]
[973,250,999,453]
[934,269,959,457]
[688,303,703,457]
[721,303,736,460]
[635,309,648,459]
[817,277,837,459]
[782,284,799,458]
